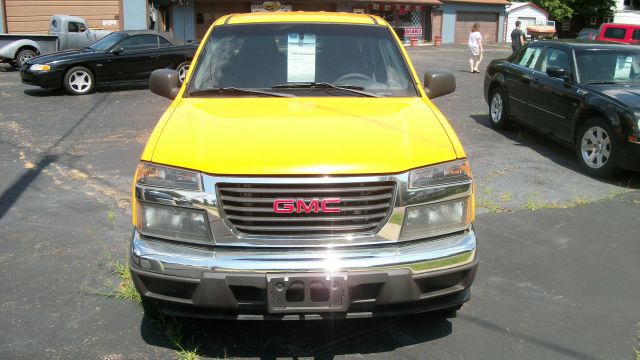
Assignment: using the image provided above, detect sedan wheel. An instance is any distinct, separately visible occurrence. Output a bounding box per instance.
[63,66,95,95]
[580,126,611,169]
[488,88,510,129]
[177,62,190,84]
[576,117,617,178]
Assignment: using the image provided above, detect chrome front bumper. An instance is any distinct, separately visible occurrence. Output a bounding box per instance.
[130,228,477,279]
[129,228,478,318]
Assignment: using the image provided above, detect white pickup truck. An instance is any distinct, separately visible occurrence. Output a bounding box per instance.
[0,15,111,68]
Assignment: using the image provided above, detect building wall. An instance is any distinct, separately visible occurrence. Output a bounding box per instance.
[122,0,147,30]
[173,1,195,41]
[442,3,506,43]
[505,5,546,41]
[3,0,121,33]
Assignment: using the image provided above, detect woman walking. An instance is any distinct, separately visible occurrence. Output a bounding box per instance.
[468,23,483,73]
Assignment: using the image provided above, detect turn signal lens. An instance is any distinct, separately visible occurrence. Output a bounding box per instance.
[30,64,51,71]
[409,160,472,189]
[135,163,201,191]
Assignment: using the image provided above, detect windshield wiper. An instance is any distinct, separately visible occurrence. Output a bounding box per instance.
[272,82,381,97]
[189,87,294,98]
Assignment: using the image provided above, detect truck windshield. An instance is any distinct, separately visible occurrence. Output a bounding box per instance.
[88,33,128,51]
[188,23,418,97]
[576,49,640,84]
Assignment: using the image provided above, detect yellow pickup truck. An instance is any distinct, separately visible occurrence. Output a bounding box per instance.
[130,12,477,320]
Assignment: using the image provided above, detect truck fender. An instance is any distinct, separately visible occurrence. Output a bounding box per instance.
[0,39,41,60]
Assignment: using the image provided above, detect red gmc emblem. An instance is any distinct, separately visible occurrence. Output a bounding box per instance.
[273,198,341,214]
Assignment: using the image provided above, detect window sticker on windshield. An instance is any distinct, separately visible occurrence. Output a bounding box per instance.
[614,56,632,80]
[287,33,316,82]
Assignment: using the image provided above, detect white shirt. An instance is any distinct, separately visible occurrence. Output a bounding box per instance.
[468,31,482,48]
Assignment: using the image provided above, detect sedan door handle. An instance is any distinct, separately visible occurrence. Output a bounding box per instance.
[520,75,533,84]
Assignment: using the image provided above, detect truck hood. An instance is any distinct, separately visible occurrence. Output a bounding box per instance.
[148,97,459,175]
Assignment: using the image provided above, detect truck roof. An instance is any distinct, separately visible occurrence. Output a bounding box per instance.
[214,11,385,26]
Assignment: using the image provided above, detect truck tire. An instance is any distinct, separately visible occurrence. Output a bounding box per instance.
[16,49,37,68]
[63,66,95,95]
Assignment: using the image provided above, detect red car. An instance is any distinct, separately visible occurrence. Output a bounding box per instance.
[596,23,640,44]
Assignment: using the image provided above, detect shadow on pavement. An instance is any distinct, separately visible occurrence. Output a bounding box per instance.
[140,312,453,359]
[23,83,149,97]
[470,114,640,187]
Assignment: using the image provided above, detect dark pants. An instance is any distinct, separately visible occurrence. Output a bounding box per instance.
[512,45,521,53]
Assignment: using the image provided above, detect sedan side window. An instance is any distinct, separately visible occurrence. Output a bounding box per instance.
[539,48,571,76]
[118,35,159,51]
[515,47,542,69]
[158,36,172,47]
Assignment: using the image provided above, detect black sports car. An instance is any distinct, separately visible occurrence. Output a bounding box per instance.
[21,31,197,95]
[484,40,640,177]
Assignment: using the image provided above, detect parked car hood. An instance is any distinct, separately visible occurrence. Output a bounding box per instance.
[145,97,462,175]
[28,48,98,65]
[585,83,640,109]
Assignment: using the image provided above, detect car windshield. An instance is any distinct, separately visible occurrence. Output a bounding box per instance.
[188,23,417,97]
[576,49,640,84]
[88,32,128,51]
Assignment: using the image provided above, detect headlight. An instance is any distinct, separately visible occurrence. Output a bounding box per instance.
[399,198,472,241]
[135,162,201,191]
[409,160,471,189]
[30,64,51,71]
[136,201,211,244]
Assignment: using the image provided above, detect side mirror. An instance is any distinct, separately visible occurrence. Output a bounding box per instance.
[546,66,566,78]
[110,45,123,55]
[424,70,456,99]
[150,69,181,100]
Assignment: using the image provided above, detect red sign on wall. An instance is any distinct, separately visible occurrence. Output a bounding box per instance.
[404,27,423,36]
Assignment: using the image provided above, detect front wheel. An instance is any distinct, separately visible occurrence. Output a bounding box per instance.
[576,117,618,178]
[176,62,190,84]
[63,66,95,95]
[488,87,510,129]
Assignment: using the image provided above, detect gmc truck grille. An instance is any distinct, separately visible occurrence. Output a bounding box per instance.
[216,181,396,236]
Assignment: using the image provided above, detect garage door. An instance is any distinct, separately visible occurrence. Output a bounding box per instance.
[454,12,499,44]
[4,0,120,34]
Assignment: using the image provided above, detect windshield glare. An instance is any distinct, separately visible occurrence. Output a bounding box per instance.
[88,33,128,51]
[189,24,417,97]
[577,49,640,83]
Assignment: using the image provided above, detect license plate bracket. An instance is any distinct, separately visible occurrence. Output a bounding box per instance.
[267,273,348,313]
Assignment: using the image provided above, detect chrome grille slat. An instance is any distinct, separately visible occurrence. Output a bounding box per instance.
[226,212,388,222]
[217,181,396,237]
[222,203,391,213]
[219,185,394,194]
[234,223,379,232]
[219,193,393,203]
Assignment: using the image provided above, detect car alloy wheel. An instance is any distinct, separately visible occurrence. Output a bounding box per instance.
[580,126,611,169]
[490,92,503,124]
[69,70,92,94]
[178,63,190,84]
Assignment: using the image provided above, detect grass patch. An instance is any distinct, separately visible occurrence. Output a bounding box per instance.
[102,260,141,303]
[499,192,513,202]
[159,315,201,360]
[389,212,403,225]
[523,193,594,211]
[107,210,115,223]
[476,196,508,213]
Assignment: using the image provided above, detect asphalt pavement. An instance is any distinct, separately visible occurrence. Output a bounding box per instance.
[0,44,638,359]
